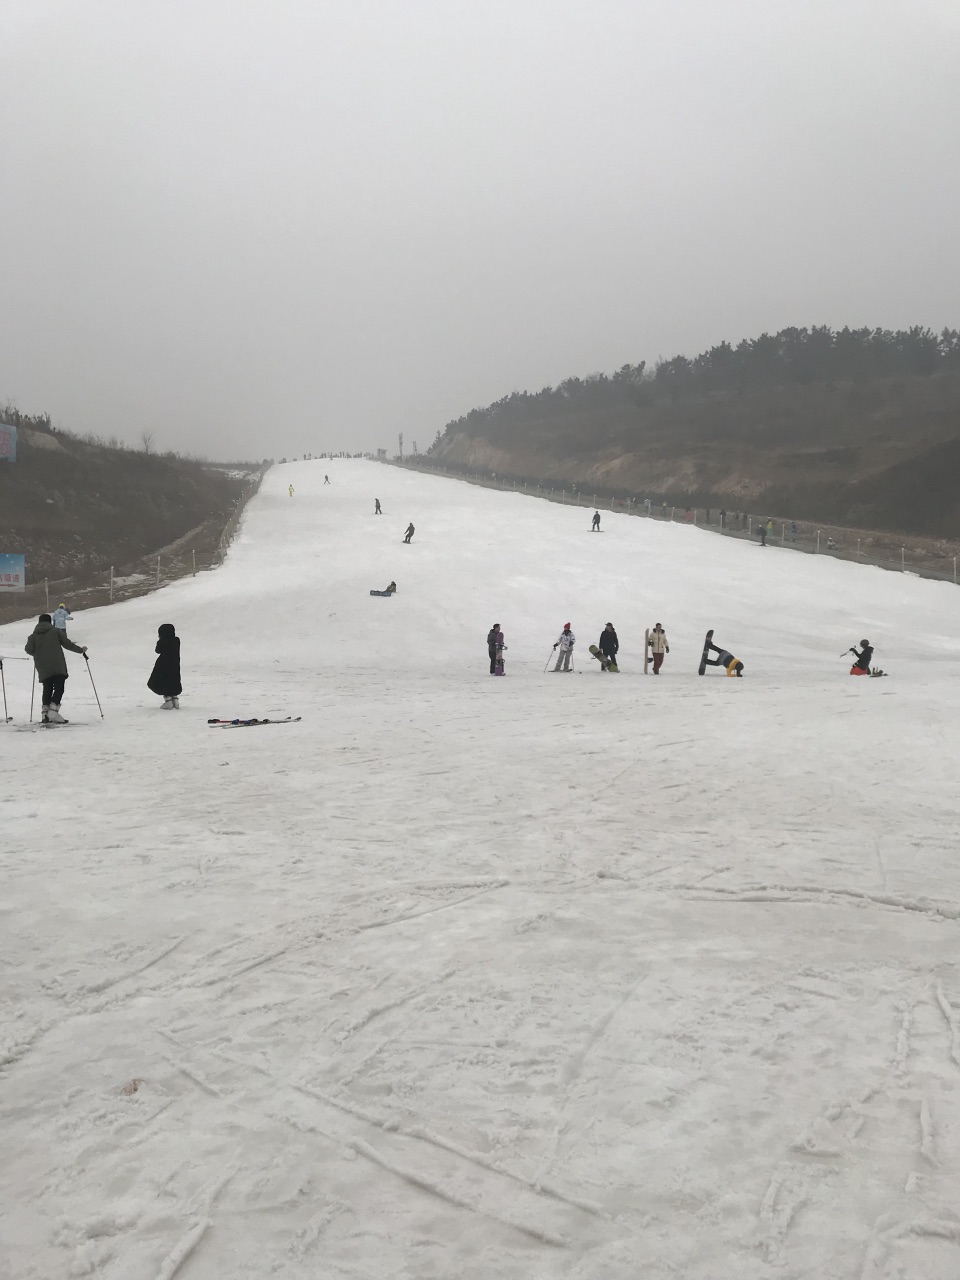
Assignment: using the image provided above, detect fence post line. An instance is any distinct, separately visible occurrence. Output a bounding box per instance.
[781,523,785,545]
[748,517,752,536]
[109,566,114,603]
[44,578,49,610]
[192,549,196,576]
[857,538,861,560]
[156,556,160,588]
[955,557,957,585]
[816,530,820,553]
[901,547,905,573]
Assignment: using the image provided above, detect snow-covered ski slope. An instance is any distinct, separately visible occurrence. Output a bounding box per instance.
[3,459,960,1280]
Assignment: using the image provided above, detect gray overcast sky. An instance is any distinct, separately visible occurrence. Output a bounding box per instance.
[2,1,959,461]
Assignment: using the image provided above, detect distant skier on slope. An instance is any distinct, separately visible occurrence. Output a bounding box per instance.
[553,623,576,672]
[324,474,330,484]
[52,603,73,633]
[847,639,873,675]
[374,499,382,514]
[591,510,601,532]
[403,523,415,543]
[288,484,294,497]
[703,639,743,676]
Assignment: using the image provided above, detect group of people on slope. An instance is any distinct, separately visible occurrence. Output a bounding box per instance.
[483,621,669,675]
[23,612,182,721]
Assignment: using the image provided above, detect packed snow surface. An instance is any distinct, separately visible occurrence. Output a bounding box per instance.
[3,460,960,1280]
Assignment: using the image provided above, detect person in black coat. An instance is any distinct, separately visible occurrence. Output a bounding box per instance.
[487,623,500,675]
[598,622,619,666]
[148,623,182,708]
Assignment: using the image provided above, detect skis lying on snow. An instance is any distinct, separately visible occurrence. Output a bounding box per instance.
[15,721,86,731]
[208,717,302,728]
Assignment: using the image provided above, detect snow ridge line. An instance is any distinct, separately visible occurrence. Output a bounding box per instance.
[934,983,960,1070]
[673,882,960,920]
[154,1218,210,1280]
[347,1136,569,1248]
[289,1079,604,1216]
[357,879,509,931]
[533,971,645,1187]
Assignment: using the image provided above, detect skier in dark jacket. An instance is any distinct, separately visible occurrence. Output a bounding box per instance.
[848,639,873,675]
[148,623,182,708]
[598,623,619,669]
[403,523,415,543]
[591,510,601,531]
[25,614,88,722]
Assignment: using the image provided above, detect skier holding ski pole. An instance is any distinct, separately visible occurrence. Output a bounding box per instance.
[24,613,88,723]
[552,623,576,672]
[85,654,104,718]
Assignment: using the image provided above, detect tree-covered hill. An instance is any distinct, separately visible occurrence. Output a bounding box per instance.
[428,326,960,536]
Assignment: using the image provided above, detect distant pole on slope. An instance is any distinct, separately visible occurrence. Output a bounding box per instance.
[901,547,905,572]
[109,566,114,603]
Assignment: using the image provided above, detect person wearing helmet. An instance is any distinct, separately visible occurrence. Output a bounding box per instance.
[848,639,873,675]
[553,623,576,671]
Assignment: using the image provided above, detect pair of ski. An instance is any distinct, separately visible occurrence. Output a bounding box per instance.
[207,717,301,729]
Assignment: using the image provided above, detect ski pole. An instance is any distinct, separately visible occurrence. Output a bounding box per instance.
[30,670,36,723]
[84,654,104,719]
[544,649,556,673]
[0,659,8,723]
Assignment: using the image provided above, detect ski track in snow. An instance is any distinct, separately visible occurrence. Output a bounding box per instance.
[3,459,960,1279]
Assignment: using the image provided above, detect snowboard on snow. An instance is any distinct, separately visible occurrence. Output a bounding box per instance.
[494,644,506,676]
[369,590,394,597]
[588,644,619,672]
[644,628,650,674]
[698,629,714,676]
[208,717,302,728]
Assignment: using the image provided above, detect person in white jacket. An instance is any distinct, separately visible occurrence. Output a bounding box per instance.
[52,603,73,632]
[553,623,576,671]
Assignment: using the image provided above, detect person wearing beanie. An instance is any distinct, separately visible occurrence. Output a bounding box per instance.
[24,613,88,723]
[597,622,619,671]
[147,623,182,708]
[553,623,576,671]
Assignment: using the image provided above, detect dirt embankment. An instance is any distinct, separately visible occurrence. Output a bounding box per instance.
[431,372,960,538]
[0,422,259,624]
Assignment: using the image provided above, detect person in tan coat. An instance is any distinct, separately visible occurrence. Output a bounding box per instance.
[647,623,670,674]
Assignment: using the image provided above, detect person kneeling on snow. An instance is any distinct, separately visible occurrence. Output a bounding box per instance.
[848,639,873,675]
[704,640,743,677]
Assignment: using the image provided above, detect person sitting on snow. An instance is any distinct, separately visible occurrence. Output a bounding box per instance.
[848,639,873,675]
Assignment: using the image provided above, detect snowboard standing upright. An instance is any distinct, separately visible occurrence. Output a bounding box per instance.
[698,629,715,676]
[644,628,650,675]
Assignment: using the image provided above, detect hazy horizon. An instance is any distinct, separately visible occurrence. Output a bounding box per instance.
[3,1,959,462]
